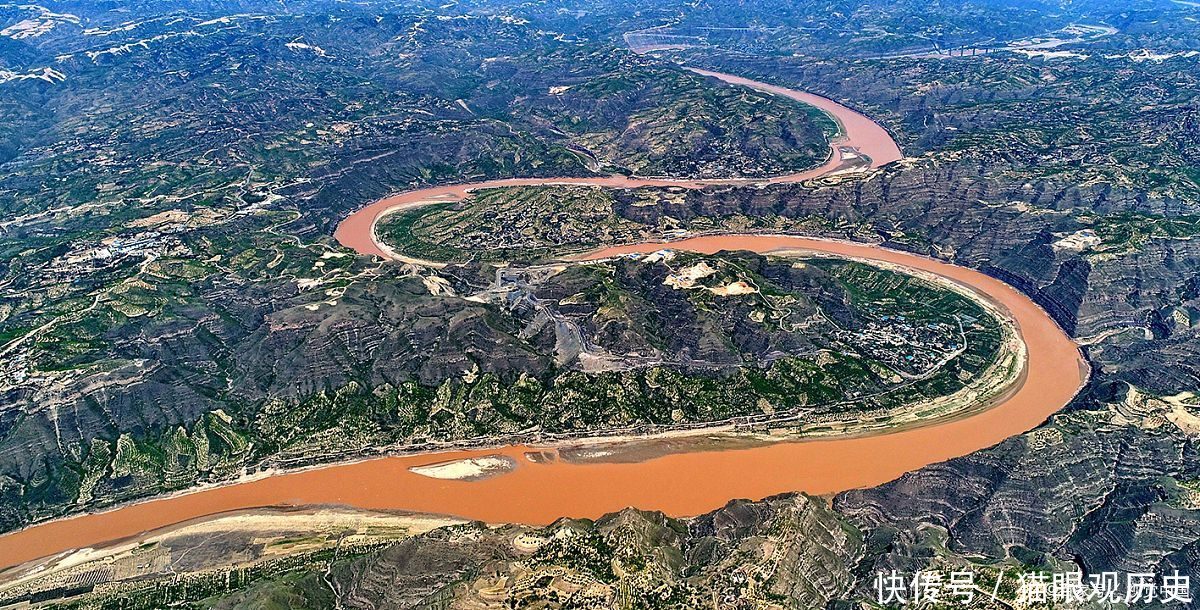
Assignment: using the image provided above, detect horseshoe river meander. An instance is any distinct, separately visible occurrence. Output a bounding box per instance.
[0,66,1088,572]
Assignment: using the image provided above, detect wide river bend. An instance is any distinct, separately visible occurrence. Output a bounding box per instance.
[0,69,1087,573]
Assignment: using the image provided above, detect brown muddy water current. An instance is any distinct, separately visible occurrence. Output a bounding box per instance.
[0,69,1087,573]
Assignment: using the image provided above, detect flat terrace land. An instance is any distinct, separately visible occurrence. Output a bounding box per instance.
[376,185,635,263]
[0,508,465,607]
[376,184,840,264]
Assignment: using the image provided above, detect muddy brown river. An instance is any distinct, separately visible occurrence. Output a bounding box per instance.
[0,70,1087,573]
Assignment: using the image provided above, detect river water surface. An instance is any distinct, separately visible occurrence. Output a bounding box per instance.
[0,70,1086,573]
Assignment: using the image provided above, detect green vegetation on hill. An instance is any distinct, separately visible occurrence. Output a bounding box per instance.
[377,184,834,263]
[0,249,1007,533]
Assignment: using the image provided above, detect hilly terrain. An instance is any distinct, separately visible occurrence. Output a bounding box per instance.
[1,0,1199,608]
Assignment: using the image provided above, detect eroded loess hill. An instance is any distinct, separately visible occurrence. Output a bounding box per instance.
[0,249,1010,532]
[28,385,1194,609]
[10,495,863,609]
[0,2,839,536]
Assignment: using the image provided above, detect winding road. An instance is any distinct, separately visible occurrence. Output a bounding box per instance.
[0,68,1087,574]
